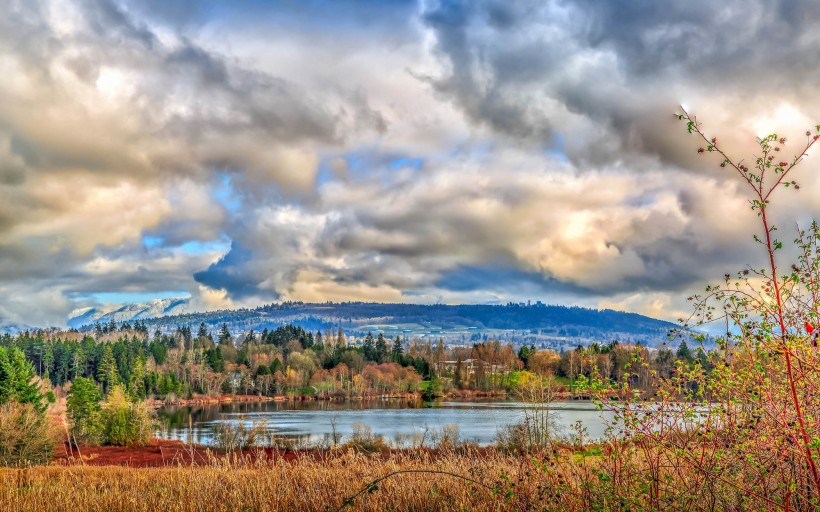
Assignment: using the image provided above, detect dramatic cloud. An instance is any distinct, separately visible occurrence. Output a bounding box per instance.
[2,0,820,326]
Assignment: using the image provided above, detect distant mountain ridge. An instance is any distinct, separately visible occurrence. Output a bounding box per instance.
[68,300,681,350]
[67,297,190,329]
[0,319,34,335]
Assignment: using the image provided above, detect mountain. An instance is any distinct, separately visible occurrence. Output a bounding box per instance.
[70,300,682,350]
[0,320,34,335]
[67,297,190,329]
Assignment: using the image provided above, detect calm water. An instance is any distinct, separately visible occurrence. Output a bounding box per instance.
[155,399,614,447]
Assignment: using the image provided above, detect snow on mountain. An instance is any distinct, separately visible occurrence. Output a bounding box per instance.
[0,321,33,334]
[67,298,190,328]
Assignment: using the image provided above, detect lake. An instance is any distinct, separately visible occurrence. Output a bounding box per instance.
[155,399,614,447]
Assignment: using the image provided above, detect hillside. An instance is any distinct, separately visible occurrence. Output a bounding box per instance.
[69,300,679,350]
[67,298,191,329]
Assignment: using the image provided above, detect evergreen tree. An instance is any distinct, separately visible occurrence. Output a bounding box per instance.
[128,356,146,399]
[204,347,224,372]
[375,333,388,362]
[43,342,54,380]
[72,348,87,380]
[0,346,52,412]
[270,358,283,375]
[676,340,694,362]
[363,332,375,361]
[454,358,464,390]
[391,336,404,362]
[197,322,209,340]
[97,344,120,394]
[180,325,192,348]
[66,376,103,444]
[218,323,233,347]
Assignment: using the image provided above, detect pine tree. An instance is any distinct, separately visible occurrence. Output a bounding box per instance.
[72,348,87,379]
[363,332,375,361]
[97,344,120,394]
[454,358,464,390]
[180,325,192,348]
[197,322,209,340]
[391,336,403,362]
[0,346,52,412]
[128,356,146,399]
[270,358,283,375]
[67,376,103,443]
[676,340,694,363]
[375,333,388,362]
[218,323,233,348]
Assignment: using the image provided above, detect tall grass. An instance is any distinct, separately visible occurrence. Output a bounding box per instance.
[0,443,789,511]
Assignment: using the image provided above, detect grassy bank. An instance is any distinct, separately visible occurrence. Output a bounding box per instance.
[0,442,787,511]
[3,450,537,512]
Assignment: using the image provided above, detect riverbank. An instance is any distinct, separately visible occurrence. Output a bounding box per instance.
[53,438,507,468]
[147,390,516,407]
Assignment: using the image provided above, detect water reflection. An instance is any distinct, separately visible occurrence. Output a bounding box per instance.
[155,399,613,447]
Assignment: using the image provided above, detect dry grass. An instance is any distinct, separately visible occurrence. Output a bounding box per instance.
[0,449,563,512]
[0,441,793,511]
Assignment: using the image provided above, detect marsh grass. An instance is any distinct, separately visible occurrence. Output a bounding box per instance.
[0,440,791,511]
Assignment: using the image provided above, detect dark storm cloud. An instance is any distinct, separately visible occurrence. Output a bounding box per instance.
[421,0,820,168]
[193,243,266,299]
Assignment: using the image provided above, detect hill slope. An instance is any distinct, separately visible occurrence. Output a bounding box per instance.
[70,300,679,349]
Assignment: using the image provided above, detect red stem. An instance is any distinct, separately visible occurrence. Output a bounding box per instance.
[761,204,820,493]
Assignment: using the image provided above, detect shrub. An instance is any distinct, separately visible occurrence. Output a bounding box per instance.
[431,424,466,451]
[0,401,55,466]
[100,386,154,447]
[344,422,387,452]
[213,419,270,452]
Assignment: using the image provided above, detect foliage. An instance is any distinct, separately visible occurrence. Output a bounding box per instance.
[66,377,103,445]
[344,423,387,452]
[0,401,54,466]
[497,372,563,453]
[574,109,820,509]
[213,419,269,452]
[100,386,154,447]
[0,346,53,413]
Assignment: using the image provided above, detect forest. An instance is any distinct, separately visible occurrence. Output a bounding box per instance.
[2,319,704,403]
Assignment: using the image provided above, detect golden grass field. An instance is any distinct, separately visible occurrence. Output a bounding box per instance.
[0,450,553,512]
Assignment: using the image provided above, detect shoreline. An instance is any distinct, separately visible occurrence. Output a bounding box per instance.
[147,389,512,407]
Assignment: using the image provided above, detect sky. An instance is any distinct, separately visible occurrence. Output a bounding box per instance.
[3,0,820,327]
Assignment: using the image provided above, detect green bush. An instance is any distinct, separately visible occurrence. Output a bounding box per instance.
[100,386,154,447]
